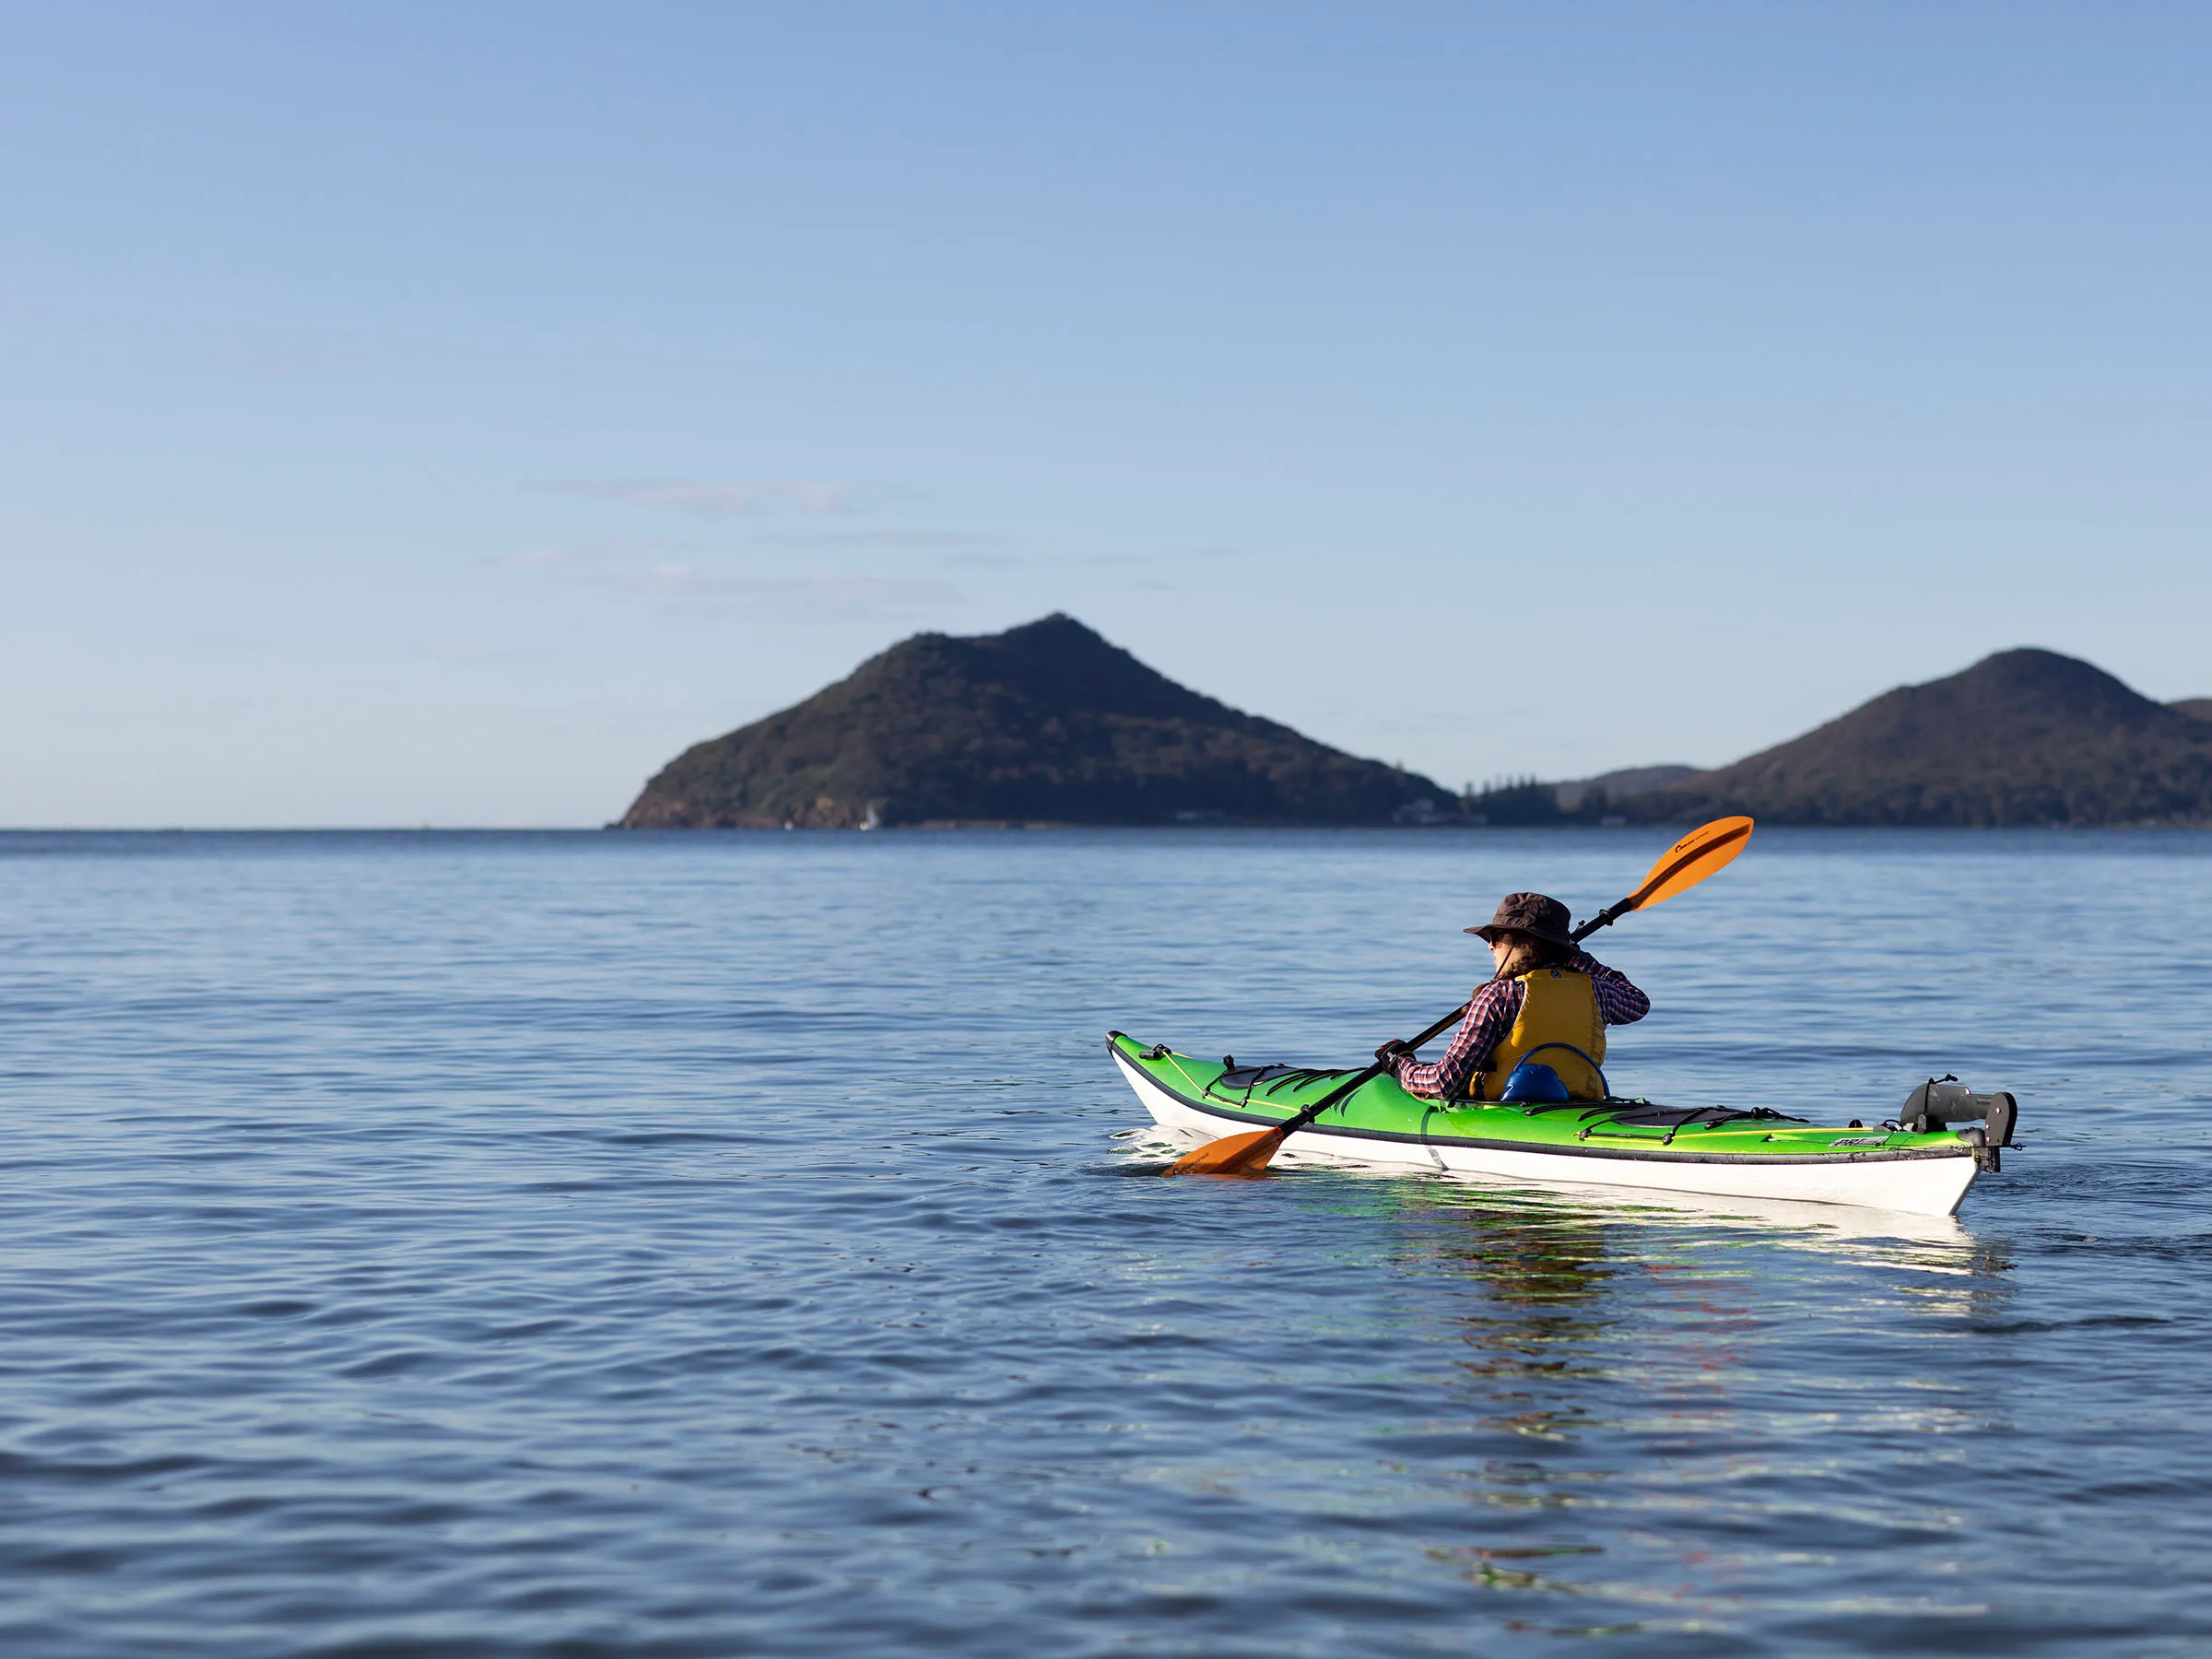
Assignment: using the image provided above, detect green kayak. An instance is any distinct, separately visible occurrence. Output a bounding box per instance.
[1108,1031,2014,1217]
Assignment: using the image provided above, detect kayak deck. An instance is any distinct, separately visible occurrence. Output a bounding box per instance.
[1108,1031,1985,1218]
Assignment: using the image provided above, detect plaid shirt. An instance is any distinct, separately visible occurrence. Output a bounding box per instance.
[1393,951,1649,1101]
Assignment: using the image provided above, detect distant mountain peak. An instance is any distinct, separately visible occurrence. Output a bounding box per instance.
[1941,648,2168,725]
[617,613,1443,828]
[1005,610,1092,639]
[1645,645,2212,827]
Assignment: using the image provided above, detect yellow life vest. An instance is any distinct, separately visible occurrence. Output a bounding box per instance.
[1469,968,1607,1101]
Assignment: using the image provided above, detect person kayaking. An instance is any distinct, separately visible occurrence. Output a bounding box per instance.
[1376,892,1649,1102]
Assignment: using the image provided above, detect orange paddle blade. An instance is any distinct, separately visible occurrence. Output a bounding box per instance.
[1163,1124,1291,1177]
[1624,816,1754,912]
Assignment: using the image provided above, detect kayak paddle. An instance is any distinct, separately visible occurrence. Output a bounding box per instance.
[1161,815,1755,1178]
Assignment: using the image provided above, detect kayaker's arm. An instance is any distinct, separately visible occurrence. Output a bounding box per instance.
[1573,951,1650,1025]
[1392,981,1522,1101]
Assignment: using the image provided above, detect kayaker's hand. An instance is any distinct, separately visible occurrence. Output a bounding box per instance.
[1373,1040,1413,1068]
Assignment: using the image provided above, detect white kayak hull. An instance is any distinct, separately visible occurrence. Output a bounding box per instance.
[1114,1051,1981,1218]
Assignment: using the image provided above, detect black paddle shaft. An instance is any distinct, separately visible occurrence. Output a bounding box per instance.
[1571,900,1631,943]
[1276,1000,1471,1135]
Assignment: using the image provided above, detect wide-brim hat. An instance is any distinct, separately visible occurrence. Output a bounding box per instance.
[1466,891,1576,948]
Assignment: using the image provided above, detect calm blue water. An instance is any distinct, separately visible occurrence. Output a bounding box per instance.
[2,828,2208,1656]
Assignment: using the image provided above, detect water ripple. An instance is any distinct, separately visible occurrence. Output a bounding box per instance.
[2,828,2209,1655]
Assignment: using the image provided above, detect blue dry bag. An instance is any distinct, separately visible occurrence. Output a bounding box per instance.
[1499,1060,1573,1103]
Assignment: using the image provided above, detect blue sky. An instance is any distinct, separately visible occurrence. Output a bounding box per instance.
[4,3,2206,825]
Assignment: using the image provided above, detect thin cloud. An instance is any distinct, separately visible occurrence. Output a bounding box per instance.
[745,528,1005,550]
[548,481,857,516]
[211,343,342,375]
[594,566,960,623]
[415,644,517,665]
[489,536,663,571]
[912,545,1239,572]
[1084,545,1245,567]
